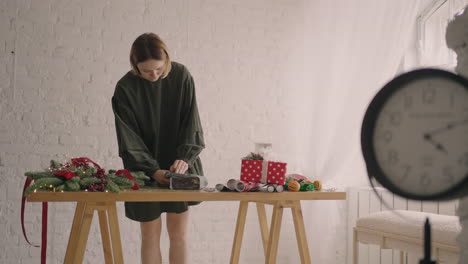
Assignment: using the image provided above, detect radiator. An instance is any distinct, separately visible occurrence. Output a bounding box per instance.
[346,186,459,264]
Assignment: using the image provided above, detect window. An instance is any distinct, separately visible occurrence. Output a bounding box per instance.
[417,0,468,69]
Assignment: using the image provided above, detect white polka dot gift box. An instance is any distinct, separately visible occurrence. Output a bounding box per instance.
[240,153,287,185]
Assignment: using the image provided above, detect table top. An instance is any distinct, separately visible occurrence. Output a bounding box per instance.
[27,188,347,202]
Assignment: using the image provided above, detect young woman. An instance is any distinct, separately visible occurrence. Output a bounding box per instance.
[112,33,204,264]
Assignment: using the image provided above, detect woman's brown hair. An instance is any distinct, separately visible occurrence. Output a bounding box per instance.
[130,33,171,78]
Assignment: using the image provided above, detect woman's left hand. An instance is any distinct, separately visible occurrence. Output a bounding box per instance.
[170,160,188,174]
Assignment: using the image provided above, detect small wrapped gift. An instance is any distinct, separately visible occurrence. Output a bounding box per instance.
[240,153,287,185]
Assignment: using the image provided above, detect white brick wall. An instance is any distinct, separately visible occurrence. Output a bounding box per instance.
[0,0,346,263]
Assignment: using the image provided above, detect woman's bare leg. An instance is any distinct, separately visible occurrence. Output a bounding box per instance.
[166,211,189,264]
[140,217,162,264]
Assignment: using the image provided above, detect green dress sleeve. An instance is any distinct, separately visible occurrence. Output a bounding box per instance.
[112,87,160,177]
[176,73,205,166]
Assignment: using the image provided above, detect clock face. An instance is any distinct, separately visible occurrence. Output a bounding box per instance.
[362,69,468,200]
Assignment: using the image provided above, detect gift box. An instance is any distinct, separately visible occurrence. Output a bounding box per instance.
[240,159,287,185]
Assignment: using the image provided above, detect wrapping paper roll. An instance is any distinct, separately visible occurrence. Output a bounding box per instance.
[235,181,260,192]
[273,184,284,193]
[227,179,241,190]
[224,179,285,192]
[259,184,275,192]
[215,183,232,192]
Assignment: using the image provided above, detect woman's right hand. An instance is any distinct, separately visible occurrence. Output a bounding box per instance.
[152,169,170,185]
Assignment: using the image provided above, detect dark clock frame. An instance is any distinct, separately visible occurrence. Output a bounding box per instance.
[361,68,468,200]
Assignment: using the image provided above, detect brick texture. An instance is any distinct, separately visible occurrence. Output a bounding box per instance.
[0,0,346,263]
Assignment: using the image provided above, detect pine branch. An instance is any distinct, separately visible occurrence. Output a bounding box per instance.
[24,178,64,196]
[65,181,80,191]
[24,171,54,180]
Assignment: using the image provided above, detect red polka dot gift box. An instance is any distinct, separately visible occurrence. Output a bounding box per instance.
[240,159,287,185]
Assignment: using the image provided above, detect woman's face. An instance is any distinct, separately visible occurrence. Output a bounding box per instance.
[137,59,165,82]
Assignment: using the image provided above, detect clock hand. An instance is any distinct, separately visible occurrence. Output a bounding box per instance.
[423,133,448,154]
[423,119,468,154]
[426,119,468,137]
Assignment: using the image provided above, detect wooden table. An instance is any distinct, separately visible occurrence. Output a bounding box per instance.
[27,189,346,264]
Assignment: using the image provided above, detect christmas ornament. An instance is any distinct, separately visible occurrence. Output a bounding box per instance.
[288,180,300,192]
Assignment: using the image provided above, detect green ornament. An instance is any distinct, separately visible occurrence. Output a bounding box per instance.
[300,183,315,191]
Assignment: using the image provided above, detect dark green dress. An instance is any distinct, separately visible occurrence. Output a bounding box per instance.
[112,61,204,222]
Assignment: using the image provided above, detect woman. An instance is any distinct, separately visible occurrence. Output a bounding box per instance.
[112,33,204,264]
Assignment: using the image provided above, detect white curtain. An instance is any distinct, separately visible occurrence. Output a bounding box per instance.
[302,0,423,262]
[304,0,423,188]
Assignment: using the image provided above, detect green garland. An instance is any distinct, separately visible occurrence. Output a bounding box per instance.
[24,159,151,196]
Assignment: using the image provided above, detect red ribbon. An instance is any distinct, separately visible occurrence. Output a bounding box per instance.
[70,157,102,170]
[21,157,132,264]
[22,177,48,264]
[116,169,140,190]
[41,203,48,264]
[53,171,78,179]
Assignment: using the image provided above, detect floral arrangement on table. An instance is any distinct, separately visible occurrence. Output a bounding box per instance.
[23,157,150,196]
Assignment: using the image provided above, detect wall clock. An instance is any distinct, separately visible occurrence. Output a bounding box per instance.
[361,68,468,200]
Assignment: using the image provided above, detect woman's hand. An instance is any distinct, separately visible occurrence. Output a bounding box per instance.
[152,169,170,185]
[170,160,188,174]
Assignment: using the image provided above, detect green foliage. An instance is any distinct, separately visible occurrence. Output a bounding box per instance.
[107,170,150,181]
[105,170,149,189]
[24,159,149,195]
[131,171,150,181]
[67,166,96,178]
[243,152,264,160]
[79,177,101,187]
[105,179,121,193]
[111,177,134,189]
[24,171,54,180]
[70,176,80,182]
[135,179,146,187]
[65,181,80,191]
[24,178,64,196]
[56,184,65,192]
[50,160,63,170]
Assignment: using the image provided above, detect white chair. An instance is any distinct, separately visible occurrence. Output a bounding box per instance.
[353,210,460,264]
